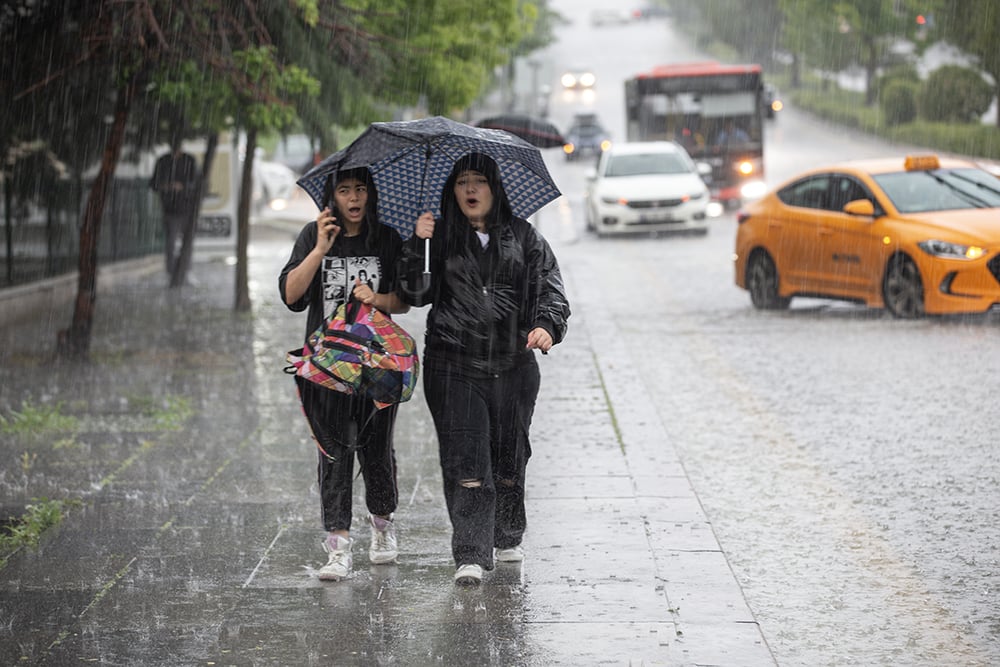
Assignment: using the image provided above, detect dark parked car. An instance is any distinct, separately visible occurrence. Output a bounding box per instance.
[563,113,611,162]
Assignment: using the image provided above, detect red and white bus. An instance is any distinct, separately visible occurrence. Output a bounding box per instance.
[625,61,767,208]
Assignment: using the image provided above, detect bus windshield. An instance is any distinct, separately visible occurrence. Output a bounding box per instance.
[625,62,766,206]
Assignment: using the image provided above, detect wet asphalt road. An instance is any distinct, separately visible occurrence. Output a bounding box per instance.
[0,219,773,666]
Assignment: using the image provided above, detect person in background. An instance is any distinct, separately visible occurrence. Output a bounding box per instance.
[713,119,751,147]
[279,167,409,581]
[674,115,705,153]
[150,134,200,287]
[398,152,571,586]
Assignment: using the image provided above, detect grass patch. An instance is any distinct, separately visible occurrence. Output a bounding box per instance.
[773,71,1000,161]
[0,498,79,569]
[127,394,195,431]
[0,401,79,436]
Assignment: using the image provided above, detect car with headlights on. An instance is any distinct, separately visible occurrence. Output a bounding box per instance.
[563,112,611,162]
[584,141,710,236]
[734,154,1000,317]
[560,65,596,90]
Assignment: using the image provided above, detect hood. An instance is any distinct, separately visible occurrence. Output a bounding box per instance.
[894,208,1000,245]
[597,172,707,201]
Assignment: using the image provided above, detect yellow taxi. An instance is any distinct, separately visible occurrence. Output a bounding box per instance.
[733,155,1000,317]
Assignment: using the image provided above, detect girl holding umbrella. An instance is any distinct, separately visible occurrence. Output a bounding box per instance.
[279,167,409,581]
[399,152,571,586]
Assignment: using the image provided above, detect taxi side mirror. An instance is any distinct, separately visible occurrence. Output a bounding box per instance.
[843,199,875,216]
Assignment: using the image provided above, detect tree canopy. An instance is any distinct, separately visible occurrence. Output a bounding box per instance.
[1,0,552,353]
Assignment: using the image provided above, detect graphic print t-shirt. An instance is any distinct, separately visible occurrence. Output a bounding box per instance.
[321,253,382,319]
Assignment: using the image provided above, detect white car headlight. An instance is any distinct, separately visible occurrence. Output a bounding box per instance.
[918,239,985,260]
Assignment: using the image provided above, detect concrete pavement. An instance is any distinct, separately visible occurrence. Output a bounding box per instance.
[0,218,776,666]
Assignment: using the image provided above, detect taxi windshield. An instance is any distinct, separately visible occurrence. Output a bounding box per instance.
[873,168,1000,213]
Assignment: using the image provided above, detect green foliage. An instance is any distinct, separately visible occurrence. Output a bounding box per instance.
[232,46,320,132]
[0,401,79,436]
[919,65,992,123]
[881,80,919,125]
[374,0,525,114]
[127,394,194,431]
[935,0,1000,95]
[875,62,920,97]
[792,87,882,133]
[789,84,1000,161]
[0,498,78,568]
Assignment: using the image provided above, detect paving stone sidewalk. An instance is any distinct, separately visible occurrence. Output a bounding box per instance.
[0,222,776,666]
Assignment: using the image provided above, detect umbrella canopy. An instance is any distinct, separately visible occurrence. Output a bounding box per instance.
[475,113,566,148]
[297,116,562,240]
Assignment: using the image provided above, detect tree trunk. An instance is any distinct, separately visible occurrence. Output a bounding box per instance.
[864,39,878,107]
[4,179,12,286]
[62,74,138,357]
[234,127,255,312]
[170,131,219,288]
[995,81,1000,129]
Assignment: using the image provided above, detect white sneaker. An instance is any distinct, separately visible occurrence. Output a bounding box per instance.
[495,545,524,562]
[454,563,483,586]
[368,514,398,564]
[319,535,353,581]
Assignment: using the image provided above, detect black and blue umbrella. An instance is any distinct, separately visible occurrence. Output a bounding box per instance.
[475,113,566,148]
[296,116,562,243]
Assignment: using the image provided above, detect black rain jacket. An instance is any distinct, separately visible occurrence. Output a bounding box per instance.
[398,215,570,375]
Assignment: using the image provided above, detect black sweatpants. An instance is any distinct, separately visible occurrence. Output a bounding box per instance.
[295,377,399,532]
[423,357,540,570]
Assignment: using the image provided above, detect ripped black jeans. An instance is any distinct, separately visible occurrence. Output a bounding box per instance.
[423,357,540,570]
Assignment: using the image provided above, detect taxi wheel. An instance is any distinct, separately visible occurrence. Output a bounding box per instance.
[882,254,925,319]
[747,250,790,310]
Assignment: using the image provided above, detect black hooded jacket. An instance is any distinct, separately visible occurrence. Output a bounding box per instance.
[398,154,570,375]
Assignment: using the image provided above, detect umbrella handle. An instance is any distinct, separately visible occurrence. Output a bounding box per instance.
[424,238,431,275]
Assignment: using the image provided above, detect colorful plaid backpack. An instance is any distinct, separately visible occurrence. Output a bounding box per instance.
[285,300,419,409]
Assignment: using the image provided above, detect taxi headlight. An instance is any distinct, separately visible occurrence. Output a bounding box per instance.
[918,239,985,260]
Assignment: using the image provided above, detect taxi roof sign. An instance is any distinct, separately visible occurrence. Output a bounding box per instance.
[904,155,940,171]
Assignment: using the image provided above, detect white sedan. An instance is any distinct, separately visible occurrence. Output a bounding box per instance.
[584,141,711,236]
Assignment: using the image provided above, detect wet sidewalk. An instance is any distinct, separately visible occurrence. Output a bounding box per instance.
[0,221,775,666]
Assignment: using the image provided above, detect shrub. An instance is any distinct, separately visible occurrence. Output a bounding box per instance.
[919,65,992,123]
[881,80,918,125]
[875,63,920,99]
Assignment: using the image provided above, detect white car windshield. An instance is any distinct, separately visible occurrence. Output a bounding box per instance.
[605,153,690,177]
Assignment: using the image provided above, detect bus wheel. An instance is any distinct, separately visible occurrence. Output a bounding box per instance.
[747,251,790,310]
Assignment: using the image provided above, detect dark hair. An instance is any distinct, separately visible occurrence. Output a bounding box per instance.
[440,152,513,230]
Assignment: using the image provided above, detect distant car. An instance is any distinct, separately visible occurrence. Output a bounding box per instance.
[734,154,1000,317]
[590,9,631,26]
[269,133,315,174]
[762,84,782,119]
[633,4,671,19]
[562,113,611,162]
[560,66,596,90]
[584,141,710,236]
[253,158,299,213]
